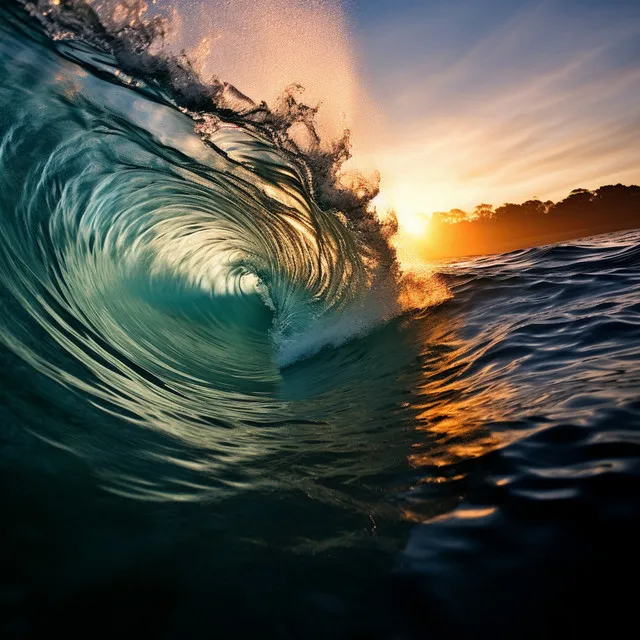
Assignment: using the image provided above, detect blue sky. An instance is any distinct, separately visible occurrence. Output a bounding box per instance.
[344,0,640,218]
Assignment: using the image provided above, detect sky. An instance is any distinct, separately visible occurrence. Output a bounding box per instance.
[155,0,640,227]
[349,0,640,223]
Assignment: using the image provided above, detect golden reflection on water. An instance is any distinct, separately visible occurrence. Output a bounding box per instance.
[401,309,518,522]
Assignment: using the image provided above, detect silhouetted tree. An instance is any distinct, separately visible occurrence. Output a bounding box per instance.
[474,203,494,220]
[432,208,469,224]
[423,184,640,259]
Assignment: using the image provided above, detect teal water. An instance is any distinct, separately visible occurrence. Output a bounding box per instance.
[1,2,640,638]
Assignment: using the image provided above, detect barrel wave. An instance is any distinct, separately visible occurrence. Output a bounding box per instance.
[0,1,414,499]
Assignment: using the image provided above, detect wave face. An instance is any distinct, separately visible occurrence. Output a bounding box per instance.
[1,2,640,638]
[0,1,412,497]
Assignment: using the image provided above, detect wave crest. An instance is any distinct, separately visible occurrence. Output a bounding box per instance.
[1,1,447,453]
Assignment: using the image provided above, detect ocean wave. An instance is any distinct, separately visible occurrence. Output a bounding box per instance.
[0,0,452,503]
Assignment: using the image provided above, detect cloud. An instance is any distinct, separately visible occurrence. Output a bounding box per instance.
[352,0,640,214]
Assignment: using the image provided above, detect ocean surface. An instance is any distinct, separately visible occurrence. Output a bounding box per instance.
[1,2,640,638]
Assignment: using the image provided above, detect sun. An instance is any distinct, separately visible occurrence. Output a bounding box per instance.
[370,187,435,240]
[371,191,433,239]
[397,210,431,237]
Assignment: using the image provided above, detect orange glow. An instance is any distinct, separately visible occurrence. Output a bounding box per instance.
[399,315,521,523]
[371,190,436,270]
[396,209,431,238]
[396,267,452,312]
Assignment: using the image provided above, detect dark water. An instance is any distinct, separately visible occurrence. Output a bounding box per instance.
[1,2,640,638]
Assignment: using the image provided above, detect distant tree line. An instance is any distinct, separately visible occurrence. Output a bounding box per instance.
[425,184,640,259]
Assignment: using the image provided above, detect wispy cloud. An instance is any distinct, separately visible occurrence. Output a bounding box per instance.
[353,0,640,215]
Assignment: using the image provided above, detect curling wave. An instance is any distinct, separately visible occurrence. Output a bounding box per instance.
[0,0,437,501]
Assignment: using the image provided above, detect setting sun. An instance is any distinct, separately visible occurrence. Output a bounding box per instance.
[371,190,432,237]
[397,210,431,237]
